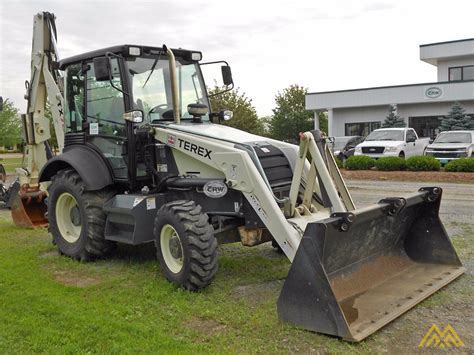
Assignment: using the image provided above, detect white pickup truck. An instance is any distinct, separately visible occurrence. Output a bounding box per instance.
[354,128,430,159]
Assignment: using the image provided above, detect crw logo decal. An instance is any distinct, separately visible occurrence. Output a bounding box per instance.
[418,324,464,348]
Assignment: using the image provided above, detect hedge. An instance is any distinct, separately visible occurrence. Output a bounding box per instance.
[406,156,440,171]
[374,157,406,171]
[445,157,474,172]
[345,156,375,170]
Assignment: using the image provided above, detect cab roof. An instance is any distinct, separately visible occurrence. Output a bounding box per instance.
[58,44,202,70]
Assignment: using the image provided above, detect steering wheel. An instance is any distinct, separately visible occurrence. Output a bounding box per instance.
[148,104,174,121]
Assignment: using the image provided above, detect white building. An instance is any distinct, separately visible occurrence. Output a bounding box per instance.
[306,38,474,138]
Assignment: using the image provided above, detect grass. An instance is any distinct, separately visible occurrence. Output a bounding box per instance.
[0,209,472,353]
[0,155,23,174]
[0,210,363,353]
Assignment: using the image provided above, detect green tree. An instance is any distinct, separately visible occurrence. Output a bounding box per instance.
[269,85,314,142]
[440,101,472,131]
[208,87,265,135]
[382,104,406,128]
[0,98,22,149]
[318,111,328,135]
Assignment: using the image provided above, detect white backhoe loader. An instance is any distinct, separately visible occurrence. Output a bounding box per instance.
[10,12,465,341]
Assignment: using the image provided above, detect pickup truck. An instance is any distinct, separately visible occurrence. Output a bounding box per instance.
[354,128,430,159]
[424,130,474,164]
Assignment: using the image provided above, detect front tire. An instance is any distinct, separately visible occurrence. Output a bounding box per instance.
[48,169,115,261]
[154,200,218,291]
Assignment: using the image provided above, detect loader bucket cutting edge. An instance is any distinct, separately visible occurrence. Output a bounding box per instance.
[277,187,465,342]
[10,188,48,228]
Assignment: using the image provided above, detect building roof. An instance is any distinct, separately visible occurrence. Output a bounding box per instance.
[306,80,474,110]
[420,38,474,66]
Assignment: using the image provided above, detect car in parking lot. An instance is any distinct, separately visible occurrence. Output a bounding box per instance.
[354,128,430,159]
[330,136,364,162]
[424,130,474,164]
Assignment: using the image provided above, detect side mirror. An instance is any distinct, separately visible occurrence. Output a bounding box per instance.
[0,96,3,112]
[123,110,144,123]
[93,57,111,81]
[221,66,233,86]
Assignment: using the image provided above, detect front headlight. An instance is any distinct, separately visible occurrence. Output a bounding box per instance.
[355,147,361,153]
[384,146,399,153]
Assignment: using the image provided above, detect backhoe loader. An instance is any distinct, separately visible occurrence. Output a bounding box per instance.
[11,12,465,341]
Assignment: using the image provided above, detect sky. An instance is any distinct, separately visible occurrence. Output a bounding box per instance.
[0,0,473,116]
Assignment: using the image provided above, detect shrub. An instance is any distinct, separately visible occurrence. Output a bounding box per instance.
[445,157,474,172]
[375,157,406,171]
[345,155,375,170]
[335,158,343,169]
[406,156,440,171]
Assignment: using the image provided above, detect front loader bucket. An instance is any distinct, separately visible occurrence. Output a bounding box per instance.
[10,184,48,228]
[278,187,465,342]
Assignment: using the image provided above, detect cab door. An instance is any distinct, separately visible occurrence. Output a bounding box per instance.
[85,58,129,180]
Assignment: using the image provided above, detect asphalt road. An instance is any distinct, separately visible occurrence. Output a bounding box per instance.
[346,180,474,226]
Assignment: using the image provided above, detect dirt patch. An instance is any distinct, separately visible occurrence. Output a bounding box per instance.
[341,170,474,183]
[232,280,284,303]
[185,316,228,335]
[52,270,101,288]
[39,250,59,258]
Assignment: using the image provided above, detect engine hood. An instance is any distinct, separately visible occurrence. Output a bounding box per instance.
[163,122,266,143]
[357,140,403,148]
[427,143,470,150]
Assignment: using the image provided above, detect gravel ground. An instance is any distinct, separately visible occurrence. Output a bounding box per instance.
[346,179,474,226]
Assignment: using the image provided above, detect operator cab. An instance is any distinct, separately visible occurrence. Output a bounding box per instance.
[58,44,233,190]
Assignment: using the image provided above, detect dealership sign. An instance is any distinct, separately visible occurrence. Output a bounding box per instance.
[425,86,442,99]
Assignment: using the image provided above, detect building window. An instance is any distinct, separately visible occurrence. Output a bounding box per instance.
[345,121,381,136]
[449,65,474,81]
[409,116,441,139]
[409,115,474,139]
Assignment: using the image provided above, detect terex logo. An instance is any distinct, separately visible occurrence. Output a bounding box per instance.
[178,138,212,159]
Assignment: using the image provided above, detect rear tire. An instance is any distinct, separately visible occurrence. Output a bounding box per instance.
[399,151,405,158]
[48,169,115,261]
[154,200,218,291]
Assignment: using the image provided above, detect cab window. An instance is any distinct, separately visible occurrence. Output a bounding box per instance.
[64,63,84,133]
[86,58,128,179]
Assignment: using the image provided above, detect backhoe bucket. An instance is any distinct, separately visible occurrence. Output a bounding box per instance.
[278,187,465,342]
[10,183,48,228]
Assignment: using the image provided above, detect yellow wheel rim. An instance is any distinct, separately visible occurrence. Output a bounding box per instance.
[160,224,184,273]
[56,192,82,243]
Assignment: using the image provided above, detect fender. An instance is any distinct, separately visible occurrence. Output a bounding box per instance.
[39,145,114,191]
